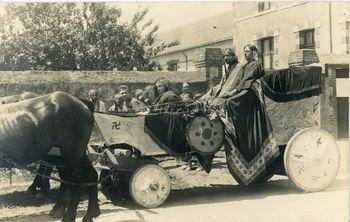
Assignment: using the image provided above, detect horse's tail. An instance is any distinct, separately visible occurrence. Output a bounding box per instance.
[78,98,95,113]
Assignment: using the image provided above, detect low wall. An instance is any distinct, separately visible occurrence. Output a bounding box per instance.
[0,70,209,108]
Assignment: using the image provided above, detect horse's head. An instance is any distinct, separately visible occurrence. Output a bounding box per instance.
[78,97,95,113]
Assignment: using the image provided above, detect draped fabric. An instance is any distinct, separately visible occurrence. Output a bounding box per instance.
[223,60,279,185]
[201,63,243,106]
[217,63,244,97]
[261,66,322,102]
[233,60,265,93]
[225,81,279,185]
[144,90,214,172]
[144,90,191,154]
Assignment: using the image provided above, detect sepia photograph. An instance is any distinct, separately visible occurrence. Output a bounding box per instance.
[0,1,348,222]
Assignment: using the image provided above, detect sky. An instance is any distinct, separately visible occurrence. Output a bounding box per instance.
[0,2,232,33]
[113,2,232,32]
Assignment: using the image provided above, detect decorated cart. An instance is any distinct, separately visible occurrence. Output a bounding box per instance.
[88,64,340,208]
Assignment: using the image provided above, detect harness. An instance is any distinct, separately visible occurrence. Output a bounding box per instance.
[0,152,101,187]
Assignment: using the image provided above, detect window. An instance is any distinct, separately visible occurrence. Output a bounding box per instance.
[259,37,274,69]
[299,29,315,49]
[167,60,178,71]
[335,67,349,78]
[258,2,271,12]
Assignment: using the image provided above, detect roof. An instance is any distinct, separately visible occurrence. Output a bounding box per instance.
[154,11,233,56]
[0,70,206,84]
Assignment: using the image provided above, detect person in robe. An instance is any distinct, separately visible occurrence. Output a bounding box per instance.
[223,44,280,185]
[200,48,242,106]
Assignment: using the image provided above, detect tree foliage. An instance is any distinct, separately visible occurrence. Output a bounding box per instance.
[0,3,177,71]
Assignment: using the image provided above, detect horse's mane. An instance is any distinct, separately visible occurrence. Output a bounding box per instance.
[78,98,95,113]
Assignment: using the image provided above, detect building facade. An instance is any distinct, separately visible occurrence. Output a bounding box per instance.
[232,2,349,138]
[151,11,234,71]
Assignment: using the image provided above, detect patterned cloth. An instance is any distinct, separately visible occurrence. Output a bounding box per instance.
[222,60,278,185]
[225,81,279,185]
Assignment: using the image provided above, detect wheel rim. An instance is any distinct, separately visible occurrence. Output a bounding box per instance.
[129,164,170,208]
[284,128,340,192]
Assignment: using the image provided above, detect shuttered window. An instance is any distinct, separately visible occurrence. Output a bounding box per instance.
[299,29,315,49]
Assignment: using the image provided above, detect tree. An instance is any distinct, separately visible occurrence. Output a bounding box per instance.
[0,3,178,71]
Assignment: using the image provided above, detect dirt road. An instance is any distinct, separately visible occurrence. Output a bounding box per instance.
[0,141,347,222]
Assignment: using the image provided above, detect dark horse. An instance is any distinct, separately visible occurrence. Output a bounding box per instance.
[0,92,56,195]
[0,91,100,222]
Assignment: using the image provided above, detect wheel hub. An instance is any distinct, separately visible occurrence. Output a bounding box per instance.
[149,183,159,191]
[202,128,212,140]
[130,164,171,208]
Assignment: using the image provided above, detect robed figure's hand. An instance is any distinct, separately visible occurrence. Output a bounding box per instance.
[220,89,238,98]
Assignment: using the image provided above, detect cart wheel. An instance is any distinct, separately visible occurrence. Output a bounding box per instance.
[100,169,130,204]
[284,128,340,192]
[129,164,170,208]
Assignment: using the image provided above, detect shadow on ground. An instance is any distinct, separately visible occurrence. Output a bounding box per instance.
[0,207,127,222]
[102,177,347,210]
[164,178,348,208]
[0,178,346,221]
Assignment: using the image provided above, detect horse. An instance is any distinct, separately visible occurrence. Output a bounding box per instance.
[0,92,52,193]
[0,91,100,222]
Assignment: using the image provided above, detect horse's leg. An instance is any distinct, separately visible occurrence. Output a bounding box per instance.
[82,156,100,222]
[62,184,81,222]
[60,154,89,222]
[50,168,69,218]
[41,166,53,192]
[53,142,85,222]
[26,164,46,194]
[60,161,84,222]
[34,165,53,198]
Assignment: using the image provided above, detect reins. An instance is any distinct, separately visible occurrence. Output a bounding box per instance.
[1,158,102,187]
[30,170,101,187]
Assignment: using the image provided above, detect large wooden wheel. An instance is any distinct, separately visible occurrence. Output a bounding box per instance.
[129,164,170,208]
[284,128,340,192]
[187,116,225,155]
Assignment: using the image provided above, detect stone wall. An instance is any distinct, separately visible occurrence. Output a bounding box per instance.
[0,70,208,109]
